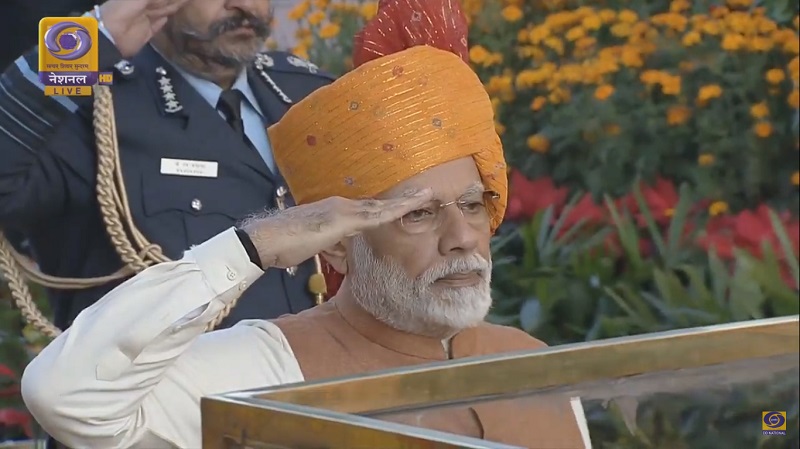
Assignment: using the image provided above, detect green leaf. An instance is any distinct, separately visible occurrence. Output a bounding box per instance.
[603,286,641,320]
[521,221,540,271]
[617,282,658,325]
[632,180,667,259]
[707,249,730,306]
[678,265,715,309]
[605,196,644,271]
[747,242,799,314]
[491,227,521,253]
[653,269,687,308]
[728,252,766,320]
[666,183,694,266]
[767,208,800,288]
[536,205,555,256]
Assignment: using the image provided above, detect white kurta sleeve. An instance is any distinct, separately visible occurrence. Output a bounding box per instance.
[20,227,304,449]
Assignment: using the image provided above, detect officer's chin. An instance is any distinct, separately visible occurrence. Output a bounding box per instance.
[206,43,262,68]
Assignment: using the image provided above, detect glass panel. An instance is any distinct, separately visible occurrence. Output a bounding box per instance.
[204,318,798,449]
[365,354,799,449]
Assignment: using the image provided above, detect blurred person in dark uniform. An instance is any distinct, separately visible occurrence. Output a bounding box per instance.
[0,0,334,339]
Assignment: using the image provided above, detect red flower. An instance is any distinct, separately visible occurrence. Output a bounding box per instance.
[505,171,568,221]
[0,363,20,397]
[0,408,32,438]
[630,177,680,226]
[699,205,799,259]
[698,205,799,288]
[559,193,610,231]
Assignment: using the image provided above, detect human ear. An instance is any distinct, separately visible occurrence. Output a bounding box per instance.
[320,241,348,274]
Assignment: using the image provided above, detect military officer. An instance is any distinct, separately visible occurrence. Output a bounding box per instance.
[0,0,334,333]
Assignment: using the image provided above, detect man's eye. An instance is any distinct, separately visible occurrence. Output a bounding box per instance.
[404,209,435,223]
[461,202,485,213]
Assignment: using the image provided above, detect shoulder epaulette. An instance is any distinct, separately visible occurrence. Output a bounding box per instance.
[254,51,336,80]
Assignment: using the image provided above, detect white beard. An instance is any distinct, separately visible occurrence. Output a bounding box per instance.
[348,234,493,338]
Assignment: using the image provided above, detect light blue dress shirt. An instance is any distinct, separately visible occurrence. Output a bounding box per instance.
[169,65,276,173]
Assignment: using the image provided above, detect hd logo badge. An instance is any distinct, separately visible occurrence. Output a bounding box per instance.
[38,17,112,96]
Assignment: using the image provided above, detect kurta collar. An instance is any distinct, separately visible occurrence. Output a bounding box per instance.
[332,295,481,361]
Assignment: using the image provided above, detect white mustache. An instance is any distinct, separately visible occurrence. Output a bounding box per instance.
[418,255,491,285]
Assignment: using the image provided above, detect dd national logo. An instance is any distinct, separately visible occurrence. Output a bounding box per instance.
[762,411,787,436]
[37,17,112,96]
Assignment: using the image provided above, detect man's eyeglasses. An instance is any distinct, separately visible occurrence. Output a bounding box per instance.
[399,190,500,234]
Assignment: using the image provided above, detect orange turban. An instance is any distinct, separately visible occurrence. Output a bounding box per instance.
[267,0,507,230]
[266,0,507,296]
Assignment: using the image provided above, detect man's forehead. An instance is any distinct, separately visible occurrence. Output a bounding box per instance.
[379,157,484,199]
[386,180,484,201]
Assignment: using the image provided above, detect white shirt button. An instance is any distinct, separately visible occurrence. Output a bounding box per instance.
[226,270,237,281]
[191,198,203,211]
[238,281,248,291]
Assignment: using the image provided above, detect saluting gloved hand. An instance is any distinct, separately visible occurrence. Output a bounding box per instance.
[241,189,434,269]
[98,0,191,58]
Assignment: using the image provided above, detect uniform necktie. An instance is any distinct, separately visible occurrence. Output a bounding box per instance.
[217,89,246,139]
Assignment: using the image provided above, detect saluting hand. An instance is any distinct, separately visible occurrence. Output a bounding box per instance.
[242,189,434,269]
[99,0,191,58]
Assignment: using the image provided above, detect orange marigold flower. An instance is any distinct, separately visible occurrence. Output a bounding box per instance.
[661,74,682,95]
[682,31,702,46]
[531,96,547,111]
[750,102,769,119]
[618,9,638,23]
[709,201,729,216]
[501,5,524,22]
[469,45,491,64]
[754,121,773,138]
[788,90,800,108]
[667,105,692,125]
[697,84,723,102]
[318,23,341,39]
[765,68,786,84]
[594,84,615,101]
[721,33,746,51]
[527,134,550,153]
[566,26,587,41]
[698,153,715,166]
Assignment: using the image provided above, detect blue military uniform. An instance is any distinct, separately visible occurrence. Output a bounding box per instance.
[0,32,335,330]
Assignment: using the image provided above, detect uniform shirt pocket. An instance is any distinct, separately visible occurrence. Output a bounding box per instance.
[140,175,260,258]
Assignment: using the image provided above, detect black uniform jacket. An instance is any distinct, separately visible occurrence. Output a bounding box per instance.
[0,33,335,329]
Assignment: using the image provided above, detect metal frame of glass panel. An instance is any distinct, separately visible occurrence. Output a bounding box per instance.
[201,315,799,448]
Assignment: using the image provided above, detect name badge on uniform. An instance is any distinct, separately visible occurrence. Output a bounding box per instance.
[160,158,218,178]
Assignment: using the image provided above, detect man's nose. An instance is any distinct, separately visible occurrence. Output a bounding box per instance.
[437,208,480,256]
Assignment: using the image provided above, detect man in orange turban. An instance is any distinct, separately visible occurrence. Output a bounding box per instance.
[21,1,591,448]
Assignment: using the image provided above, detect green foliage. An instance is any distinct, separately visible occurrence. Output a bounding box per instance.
[489,184,799,447]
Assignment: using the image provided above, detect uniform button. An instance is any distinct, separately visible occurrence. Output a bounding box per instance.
[115,59,135,75]
[226,270,237,281]
[238,281,248,291]
[191,198,203,211]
